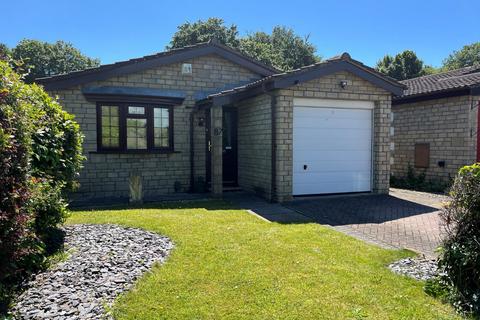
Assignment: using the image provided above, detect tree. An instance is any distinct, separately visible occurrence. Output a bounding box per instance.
[375,50,426,80]
[443,42,480,70]
[240,27,320,71]
[167,18,240,50]
[11,39,100,83]
[421,65,439,76]
[375,55,394,76]
[168,18,320,71]
[0,43,10,61]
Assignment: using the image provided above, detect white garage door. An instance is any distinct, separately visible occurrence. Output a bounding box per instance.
[293,98,373,195]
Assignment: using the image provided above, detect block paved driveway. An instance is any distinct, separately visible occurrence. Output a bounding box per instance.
[284,189,449,258]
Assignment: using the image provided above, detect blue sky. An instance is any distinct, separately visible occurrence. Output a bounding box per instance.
[2,0,479,68]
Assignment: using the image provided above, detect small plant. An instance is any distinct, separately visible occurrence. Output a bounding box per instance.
[193,176,207,193]
[424,277,448,300]
[432,163,480,317]
[174,181,183,193]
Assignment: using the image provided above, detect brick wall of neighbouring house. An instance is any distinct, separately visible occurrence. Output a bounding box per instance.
[391,95,478,183]
[273,71,392,202]
[49,54,261,203]
[236,94,272,199]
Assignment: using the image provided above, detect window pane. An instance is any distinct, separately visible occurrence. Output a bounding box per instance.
[101,105,111,116]
[100,105,119,148]
[111,127,119,138]
[102,116,110,126]
[154,127,161,138]
[102,126,110,136]
[153,107,170,148]
[126,118,147,150]
[128,106,145,115]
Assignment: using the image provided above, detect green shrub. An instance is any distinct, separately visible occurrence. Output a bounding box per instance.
[437,163,480,316]
[28,85,83,190]
[390,165,451,193]
[0,60,83,313]
[0,60,41,312]
[28,179,69,251]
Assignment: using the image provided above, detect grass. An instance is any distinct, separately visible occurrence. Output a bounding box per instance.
[68,200,458,319]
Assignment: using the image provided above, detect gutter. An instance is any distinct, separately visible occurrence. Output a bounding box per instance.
[392,87,471,105]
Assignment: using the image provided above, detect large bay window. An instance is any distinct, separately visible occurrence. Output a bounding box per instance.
[97,103,173,152]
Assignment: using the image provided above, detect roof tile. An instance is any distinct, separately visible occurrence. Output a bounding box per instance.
[397,66,480,99]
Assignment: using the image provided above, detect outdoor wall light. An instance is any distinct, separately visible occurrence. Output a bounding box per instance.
[198,117,205,127]
[340,80,348,89]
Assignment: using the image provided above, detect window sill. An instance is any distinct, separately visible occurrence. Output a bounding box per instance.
[90,150,179,155]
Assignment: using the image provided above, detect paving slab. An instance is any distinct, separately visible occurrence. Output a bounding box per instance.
[285,189,447,258]
[226,189,447,258]
[224,192,312,223]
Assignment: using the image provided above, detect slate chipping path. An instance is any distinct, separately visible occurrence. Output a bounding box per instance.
[388,258,439,281]
[12,224,173,320]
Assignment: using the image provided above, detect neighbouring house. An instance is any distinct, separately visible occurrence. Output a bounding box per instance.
[391,66,480,184]
[37,40,404,204]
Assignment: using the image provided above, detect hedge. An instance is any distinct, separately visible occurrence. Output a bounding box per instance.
[0,60,84,312]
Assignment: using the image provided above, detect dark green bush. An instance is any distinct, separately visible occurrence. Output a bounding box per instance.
[390,165,451,193]
[0,60,83,313]
[28,179,68,249]
[437,163,480,316]
[0,60,41,312]
[28,86,83,190]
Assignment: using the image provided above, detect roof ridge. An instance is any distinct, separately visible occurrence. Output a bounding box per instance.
[438,70,480,81]
[400,65,479,83]
[36,41,280,89]
[206,52,405,100]
[36,41,214,81]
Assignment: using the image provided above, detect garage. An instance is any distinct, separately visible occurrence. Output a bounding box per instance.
[292,98,373,196]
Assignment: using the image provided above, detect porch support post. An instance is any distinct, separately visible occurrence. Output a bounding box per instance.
[210,105,223,196]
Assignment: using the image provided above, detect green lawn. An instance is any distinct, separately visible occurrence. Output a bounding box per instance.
[68,201,457,320]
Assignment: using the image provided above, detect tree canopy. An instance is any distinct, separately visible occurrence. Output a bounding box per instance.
[443,42,480,70]
[168,18,320,71]
[240,27,319,71]
[375,50,434,80]
[168,18,240,50]
[8,39,100,83]
[0,43,10,61]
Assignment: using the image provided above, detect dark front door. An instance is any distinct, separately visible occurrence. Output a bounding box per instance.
[222,108,238,186]
[205,108,238,187]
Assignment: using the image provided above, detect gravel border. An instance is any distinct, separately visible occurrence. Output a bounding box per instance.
[388,258,439,281]
[11,224,173,319]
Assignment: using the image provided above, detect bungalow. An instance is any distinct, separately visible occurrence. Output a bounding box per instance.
[37,40,405,204]
[391,67,480,183]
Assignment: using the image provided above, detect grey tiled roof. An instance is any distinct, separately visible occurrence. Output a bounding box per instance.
[207,53,404,99]
[398,66,480,99]
[36,40,279,89]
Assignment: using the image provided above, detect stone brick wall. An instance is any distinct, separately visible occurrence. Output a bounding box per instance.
[49,54,261,203]
[273,71,392,202]
[236,94,272,199]
[391,95,478,183]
